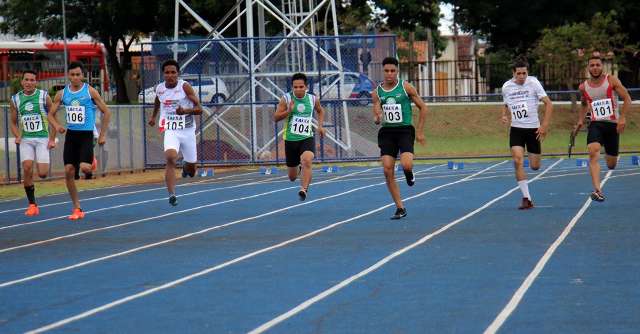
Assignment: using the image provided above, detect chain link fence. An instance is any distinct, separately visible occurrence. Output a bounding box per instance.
[1,104,144,184]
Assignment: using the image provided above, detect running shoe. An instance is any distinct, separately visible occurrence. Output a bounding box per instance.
[298,188,307,201]
[69,208,85,220]
[405,170,415,187]
[518,198,534,210]
[24,204,40,217]
[169,194,178,206]
[590,190,605,202]
[390,207,407,220]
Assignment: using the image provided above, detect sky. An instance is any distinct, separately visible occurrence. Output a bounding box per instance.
[439,3,455,35]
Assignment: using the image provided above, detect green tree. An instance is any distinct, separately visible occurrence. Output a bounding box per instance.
[0,0,234,103]
[532,11,636,108]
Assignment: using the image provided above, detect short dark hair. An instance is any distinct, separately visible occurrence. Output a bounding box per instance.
[22,70,37,79]
[511,57,529,71]
[588,55,602,63]
[291,72,307,85]
[382,57,399,67]
[68,61,84,71]
[162,59,180,72]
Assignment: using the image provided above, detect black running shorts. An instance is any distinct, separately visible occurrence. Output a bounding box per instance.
[509,127,541,154]
[284,137,315,167]
[63,130,94,167]
[378,125,415,157]
[587,121,619,156]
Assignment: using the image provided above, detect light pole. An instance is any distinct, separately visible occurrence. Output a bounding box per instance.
[61,0,69,77]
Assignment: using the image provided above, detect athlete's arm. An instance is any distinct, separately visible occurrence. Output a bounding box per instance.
[9,98,20,144]
[314,97,326,137]
[149,96,160,127]
[610,75,630,134]
[89,86,112,145]
[48,90,65,134]
[273,97,291,122]
[371,89,382,124]
[45,94,56,148]
[537,96,553,140]
[501,104,510,124]
[576,83,588,132]
[178,82,203,115]
[404,81,427,145]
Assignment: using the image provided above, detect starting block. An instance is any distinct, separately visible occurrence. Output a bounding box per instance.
[447,161,464,170]
[322,166,340,173]
[632,155,639,166]
[576,159,589,167]
[259,166,279,175]
[199,168,214,177]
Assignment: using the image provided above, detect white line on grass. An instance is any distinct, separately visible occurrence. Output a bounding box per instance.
[0,169,377,253]
[247,159,562,334]
[23,161,506,334]
[483,166,615,334]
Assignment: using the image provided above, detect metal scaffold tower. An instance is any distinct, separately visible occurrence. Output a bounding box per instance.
[172,0,352,161]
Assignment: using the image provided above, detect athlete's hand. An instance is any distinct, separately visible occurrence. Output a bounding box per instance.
[317,126,326,138]
[98,134,106,146]
[148,118,156,127]
[536,125,547,141]
[573,121,583,133]
[501,114,509,125]
[55,125,66,134]
[416,132,426,146]
[47,139,56,149]
[374,113,381,125]
[287,99,294,114]
[14,136,21,145]
[617,116,626,134]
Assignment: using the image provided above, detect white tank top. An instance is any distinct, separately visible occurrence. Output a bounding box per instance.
[156,80,195,130]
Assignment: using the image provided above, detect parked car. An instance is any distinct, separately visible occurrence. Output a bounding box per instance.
[138,74,228,104]
[312,72,375,105]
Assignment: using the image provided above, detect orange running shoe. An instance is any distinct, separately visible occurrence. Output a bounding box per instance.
[69,208,85,220]
[24,204,40,216]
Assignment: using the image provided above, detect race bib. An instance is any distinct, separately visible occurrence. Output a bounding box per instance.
[164,115,186,131]
[509,102,529,120]
[21,114,43,133]
[290,116,312,136]
[65,106,86,125]
[591,98,615,121]
[382,104,403,123]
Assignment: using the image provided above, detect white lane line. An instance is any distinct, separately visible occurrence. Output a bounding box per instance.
[0,174,294,231]
[484,167,615,334]
[0,169,378,253]
[0,166,448,288]
[0,170,262,215]
[23,162,501,334]
[248,159,562,334]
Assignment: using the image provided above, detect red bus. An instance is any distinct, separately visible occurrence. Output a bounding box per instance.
[0,40,110,94]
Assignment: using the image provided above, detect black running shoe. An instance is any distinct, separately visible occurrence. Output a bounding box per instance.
[84,172,93,180]
[590,190,605,202]
[169,194,178,206]
[404,170,415,187]
[390,207,407,220]
[298,188,307,201]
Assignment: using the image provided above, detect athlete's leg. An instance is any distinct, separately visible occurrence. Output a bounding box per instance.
[382,155,403,209]
[165,149,178,195]
[64,164,81,209]
[588,142,602,192]
[528,153,541,171]
[399,152,415,186]
[300,150,314,190]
